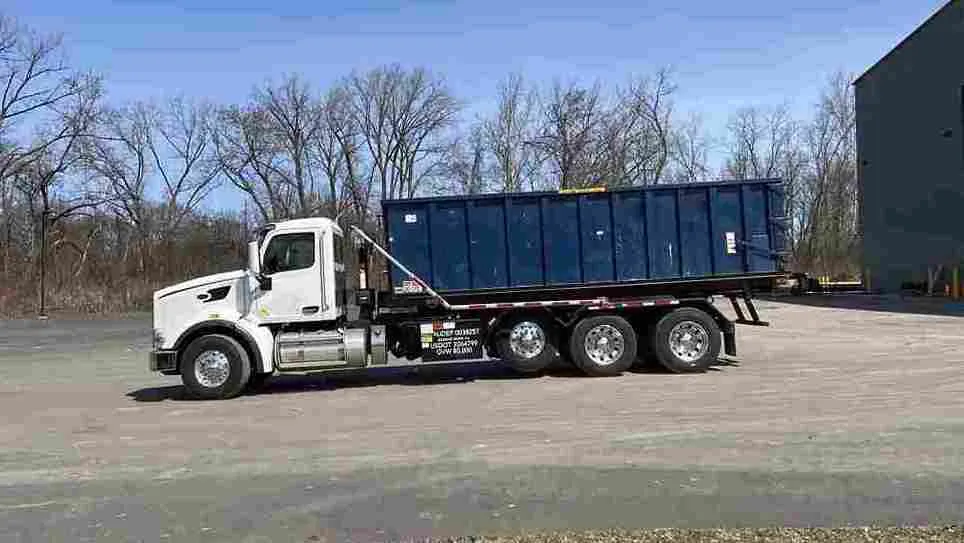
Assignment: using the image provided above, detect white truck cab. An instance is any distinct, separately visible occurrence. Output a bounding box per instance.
[150,218,384,399]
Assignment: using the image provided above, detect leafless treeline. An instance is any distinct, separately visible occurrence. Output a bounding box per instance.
[0,14,858,314]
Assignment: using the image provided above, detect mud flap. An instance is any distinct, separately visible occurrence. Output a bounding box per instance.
[722,321,737,356]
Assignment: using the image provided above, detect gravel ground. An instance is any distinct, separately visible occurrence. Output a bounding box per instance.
[441,526,964,542]
[1,296,963,542]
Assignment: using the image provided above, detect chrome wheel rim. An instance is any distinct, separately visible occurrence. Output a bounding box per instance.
[194,350,230,388]
[508,321,546,359]
[584,324,625,366]
[668,321,709,363]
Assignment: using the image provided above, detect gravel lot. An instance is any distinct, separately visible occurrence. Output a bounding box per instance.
[1,296,963,542]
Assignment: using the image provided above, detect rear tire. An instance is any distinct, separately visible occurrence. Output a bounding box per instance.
[569,315,637,377]
[650,307,721,373]
[180,334,252,400]
[494,315,556,374]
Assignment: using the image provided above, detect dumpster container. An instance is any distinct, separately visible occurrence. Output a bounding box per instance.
[382,178,787,294]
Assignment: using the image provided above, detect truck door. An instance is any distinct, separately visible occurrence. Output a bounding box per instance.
[255,231,324,322]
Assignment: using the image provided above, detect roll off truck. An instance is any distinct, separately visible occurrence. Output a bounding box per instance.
[150,179,787,399]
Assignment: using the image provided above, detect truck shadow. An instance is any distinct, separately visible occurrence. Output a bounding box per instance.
[128,362,520,402]
[764,293,964,317]
[126,358,739,402]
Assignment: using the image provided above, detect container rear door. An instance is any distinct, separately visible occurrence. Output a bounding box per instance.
[579,194,615,283]
[467,199,508,289]
[543,196,581,284]
[429,202,471,290]
[743,184,773,272]
[679,188,712,277]
[386,204,432,291]
[506,196,544,287]
[612,191,648,281]
[711,187,744,275]
[647,190,681,279]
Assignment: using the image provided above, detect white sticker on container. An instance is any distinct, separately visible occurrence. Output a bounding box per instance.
[725,232,737,255]
[404,214,417,224]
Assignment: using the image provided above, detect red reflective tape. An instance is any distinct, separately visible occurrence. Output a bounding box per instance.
[654,299,676,306]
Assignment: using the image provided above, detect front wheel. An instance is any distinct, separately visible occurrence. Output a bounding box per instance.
[569,315,637,377]
[180,334,252,400]
[650,307,721,373]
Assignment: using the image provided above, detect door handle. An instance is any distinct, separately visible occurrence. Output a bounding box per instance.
[302,306,319,315]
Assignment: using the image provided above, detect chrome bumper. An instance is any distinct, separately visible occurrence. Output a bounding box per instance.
[149,350,178,373]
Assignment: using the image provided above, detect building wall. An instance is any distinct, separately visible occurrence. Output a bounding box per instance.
[856,0,964,291]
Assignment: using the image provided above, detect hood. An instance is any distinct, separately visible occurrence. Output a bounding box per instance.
[154,270,248,300]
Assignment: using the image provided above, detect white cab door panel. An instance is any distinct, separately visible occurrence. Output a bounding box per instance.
[254,231,324,322]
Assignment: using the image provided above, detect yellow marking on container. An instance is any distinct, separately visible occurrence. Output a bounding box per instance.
[558,186,606,194]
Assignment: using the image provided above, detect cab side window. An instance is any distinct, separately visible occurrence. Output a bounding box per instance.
[262,233,315,274]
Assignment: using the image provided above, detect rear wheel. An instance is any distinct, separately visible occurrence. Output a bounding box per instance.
[495,316,555,374]
[569,315,637,377]
[180,334,252,400]
[650,307,721,373]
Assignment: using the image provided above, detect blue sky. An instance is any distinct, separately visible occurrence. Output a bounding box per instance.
[5,0,948,210]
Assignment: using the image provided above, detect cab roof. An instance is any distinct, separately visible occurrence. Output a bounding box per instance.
[270,217,343,235]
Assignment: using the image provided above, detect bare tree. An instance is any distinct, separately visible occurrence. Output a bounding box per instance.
[256,75,325,216]
[13,79,101,233]
[667,112,712,182]
[323,85,370,223]
[85,103,154,274]
[723,105,798,180]
[723,104,808,243]
[602,69,676,185]
[445,122,488,195]
[483,73,539,192]
[211,104,286,221]
[148,97,220,233]
[0,16,101,297]
[348,65,460,200]
[532,80,603,189]
[797,72,858,276]
[0,19,97,182]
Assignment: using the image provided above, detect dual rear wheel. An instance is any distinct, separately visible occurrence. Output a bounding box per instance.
[495,307,722,376]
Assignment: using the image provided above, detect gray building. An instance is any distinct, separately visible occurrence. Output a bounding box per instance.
[856,0,964,291]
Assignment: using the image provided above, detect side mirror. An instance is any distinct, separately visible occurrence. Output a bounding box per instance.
[258,275,272,291]
[248,240,272,291]
[247,241,261,275]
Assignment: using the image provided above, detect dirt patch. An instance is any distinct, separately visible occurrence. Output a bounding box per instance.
[1,297,963,541]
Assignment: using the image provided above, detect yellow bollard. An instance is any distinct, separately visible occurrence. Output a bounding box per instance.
[954,266,961,300]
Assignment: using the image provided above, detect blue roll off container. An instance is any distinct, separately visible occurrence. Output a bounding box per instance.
[382,179,787,294]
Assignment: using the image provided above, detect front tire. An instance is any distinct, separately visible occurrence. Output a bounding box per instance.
[569,315,637,377]
[245,372,272,392]
[180,334,252,400]
[650,307,721,373]
[495,315,556,374]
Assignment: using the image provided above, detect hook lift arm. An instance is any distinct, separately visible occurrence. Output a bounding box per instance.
[350,225,452,310]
